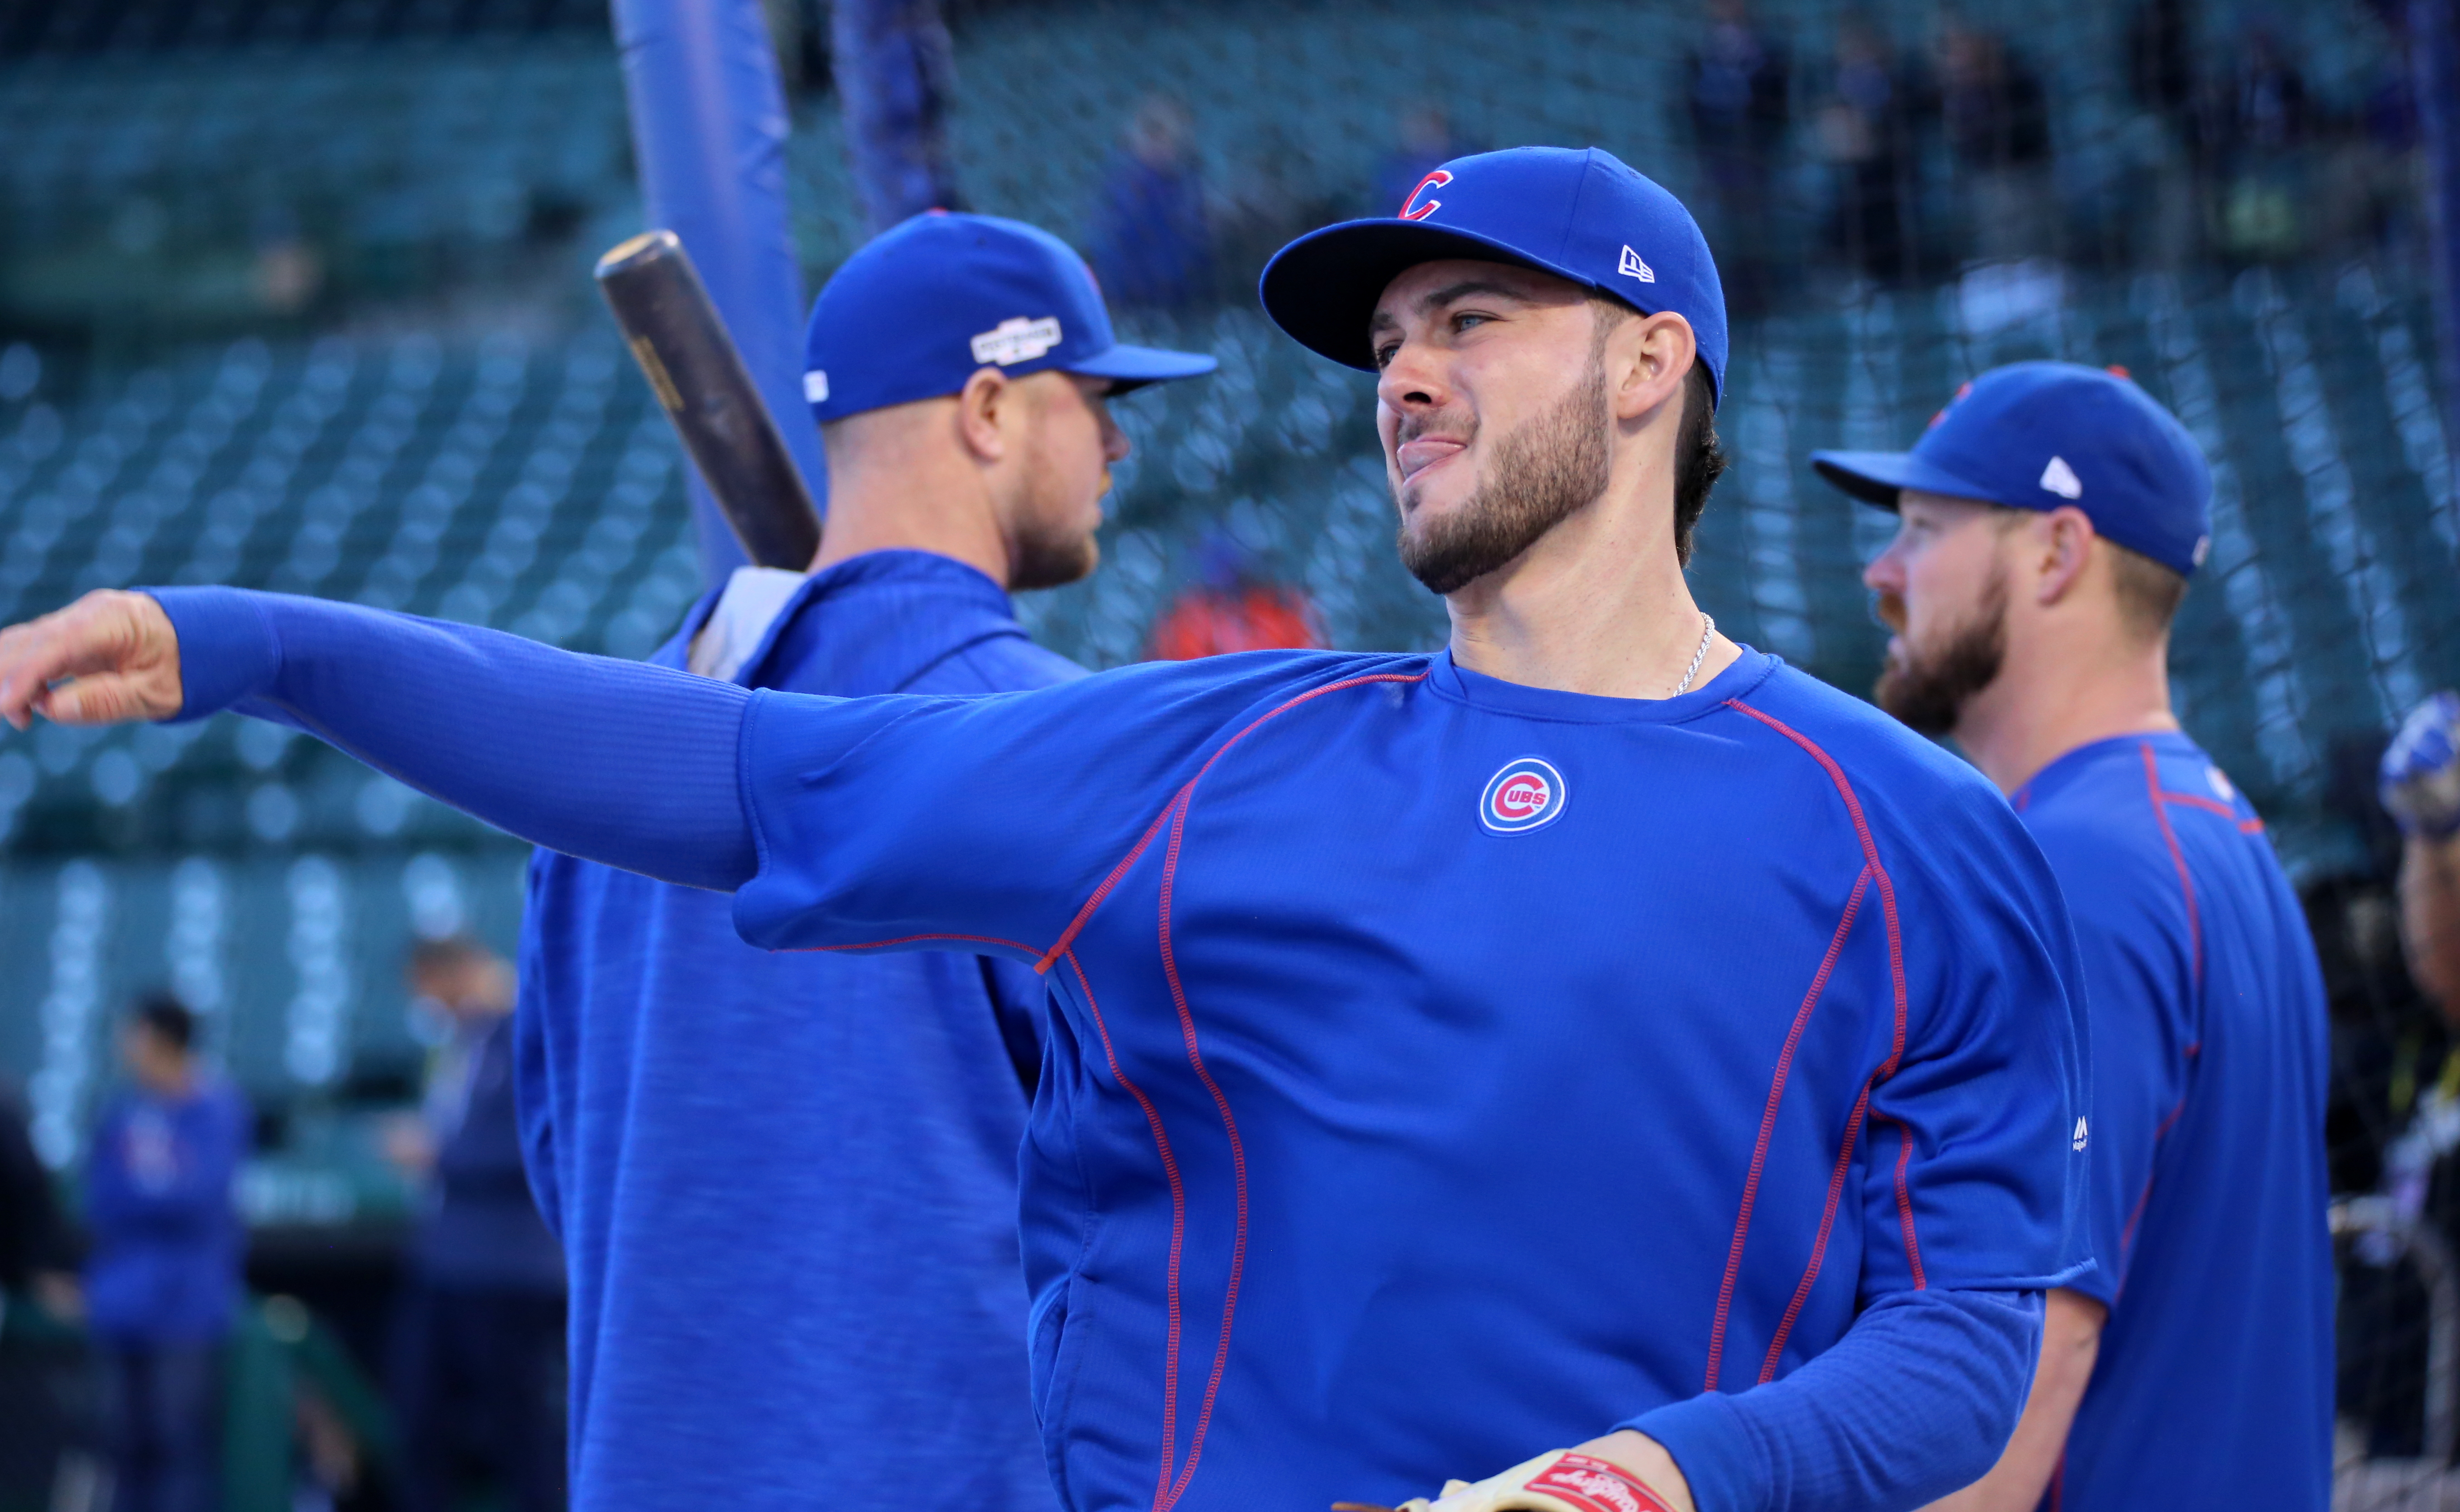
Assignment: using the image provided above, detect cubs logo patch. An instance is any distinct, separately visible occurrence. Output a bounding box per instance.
[1480,757,1567,835]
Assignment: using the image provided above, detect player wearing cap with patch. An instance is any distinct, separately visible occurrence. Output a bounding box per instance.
[516,211,1213,1512]
[1812,364,2332,1511]
[0,149,2087,1512]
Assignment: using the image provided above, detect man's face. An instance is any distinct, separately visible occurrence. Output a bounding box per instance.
[1861,490,2016,735]
[1370,260,1614,595]
[1009,371,1129,591]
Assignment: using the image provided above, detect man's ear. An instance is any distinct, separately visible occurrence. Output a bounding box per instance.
[956,366,1012,463]
[1610,312,1699,425]
[2032,507,2097,607]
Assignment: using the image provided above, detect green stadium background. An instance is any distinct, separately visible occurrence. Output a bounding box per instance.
[0,0,2455,1498]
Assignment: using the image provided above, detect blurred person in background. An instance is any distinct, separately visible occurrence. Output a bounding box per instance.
[84,993,251,1512]
[517,212,1210,1512]
[385,935,563,1512]
[1147,526,1320,660]
[1685,0,1791,313]
[1,1072,77,1330]
[1089,96,1212,308]
[2206,19,2311,262]
[2383,693,2460,1019]
[1936,22,2053,266]
[1812,13,1925,284]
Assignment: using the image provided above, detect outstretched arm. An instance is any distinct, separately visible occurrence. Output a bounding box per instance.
[1917,1288,2102,1512]
[0,588,758,891]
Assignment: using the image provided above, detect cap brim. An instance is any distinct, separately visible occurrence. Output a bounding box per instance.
[1808,449,2002,509]
[1259,219,1594,371]
[1065,342,1217,394]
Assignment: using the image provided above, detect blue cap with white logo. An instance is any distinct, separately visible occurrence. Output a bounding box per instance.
[1811,361,2214,577]
[803,211,1215,423]
[1257,146,1728,407]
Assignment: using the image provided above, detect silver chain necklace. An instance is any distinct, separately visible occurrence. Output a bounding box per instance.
[1671,612,1715,696]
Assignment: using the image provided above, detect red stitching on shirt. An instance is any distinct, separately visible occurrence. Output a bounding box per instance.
[1760,1084,1874,1381]
[1059,947,1192,1494]
[2140,742,2203,990]
[2157,789,2236,820]
[2238,817,2266,835]
[2114,1042,2200,1300]
[1724,700,1923,1289]
[1034,673,1427,974]
[1706,864,1872,1393]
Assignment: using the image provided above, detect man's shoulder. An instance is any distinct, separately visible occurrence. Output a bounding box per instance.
[1725,661,2008,817]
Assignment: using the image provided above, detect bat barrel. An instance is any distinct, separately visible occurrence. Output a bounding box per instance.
[595,231,823,572]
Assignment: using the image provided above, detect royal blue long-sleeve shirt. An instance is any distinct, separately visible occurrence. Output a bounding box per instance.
[144,584,2078,1512]
[515,552,1074,1510]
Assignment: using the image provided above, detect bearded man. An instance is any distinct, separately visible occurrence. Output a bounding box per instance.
[1816,362,2332,1512]
[3,149,2087,1512]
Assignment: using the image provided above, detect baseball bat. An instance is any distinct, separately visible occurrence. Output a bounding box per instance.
[594,230,823,571]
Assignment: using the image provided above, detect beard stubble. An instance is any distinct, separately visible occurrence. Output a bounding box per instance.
[1394,347,1614,597]
[1873,564,2009,736]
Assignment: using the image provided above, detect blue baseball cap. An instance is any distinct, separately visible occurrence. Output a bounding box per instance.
[1811,361,2213,577]
[803,211,1214,423]
[1257,146,1728,407]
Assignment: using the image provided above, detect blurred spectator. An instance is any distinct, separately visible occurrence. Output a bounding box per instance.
[1089,96,1213,308]
[384,937,563,1512]
[1811,14,1924,284]
[1148,529,1321,660]
[2385,694,2460,1018]
[1937,20,2053,265]
[84,994,251,1512]
[1,1073,77,1329]
[1685,0,1791,312]
[2207,21,2311,261]
[2121,0,2200,268]
[1374,106,1480,216]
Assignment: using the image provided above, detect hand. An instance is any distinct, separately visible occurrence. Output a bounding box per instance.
[2383,691,2460,840]
[0,590,185,731]
[1337,1435,1693,1512]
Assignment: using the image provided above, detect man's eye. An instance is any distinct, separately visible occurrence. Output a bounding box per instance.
[1452,312,1489,332]
[1372,343,1400,370]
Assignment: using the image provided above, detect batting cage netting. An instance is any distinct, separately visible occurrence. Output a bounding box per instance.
[0,0,2456,1500]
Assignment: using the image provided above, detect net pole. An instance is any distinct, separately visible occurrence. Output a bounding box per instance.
[2418,0,2460,522]
[608,0,830,585]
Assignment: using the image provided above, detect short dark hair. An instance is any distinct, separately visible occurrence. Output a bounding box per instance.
[1591,294,1727,566]
[2108,539,2188,641]
[130,992,196,1052]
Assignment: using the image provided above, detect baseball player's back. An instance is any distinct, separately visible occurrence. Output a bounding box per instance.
[2014,733,2332,1508]
[516,549,1075,1511]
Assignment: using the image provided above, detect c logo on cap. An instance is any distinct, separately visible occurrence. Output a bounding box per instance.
[1399,169,1452,222]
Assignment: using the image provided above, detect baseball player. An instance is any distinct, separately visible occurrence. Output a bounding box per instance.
[0,148,2089,1512]
[516,213,1212,1509]
[2383,692,2460,1014]
[1812,363,2333,1510]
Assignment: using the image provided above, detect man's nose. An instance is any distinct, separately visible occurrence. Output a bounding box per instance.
[1103,413,1130,465]
[1375,339,1449,414]
[1863,537,1906,595]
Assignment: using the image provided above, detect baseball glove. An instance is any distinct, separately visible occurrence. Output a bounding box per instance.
[1334,1450,1677,1512]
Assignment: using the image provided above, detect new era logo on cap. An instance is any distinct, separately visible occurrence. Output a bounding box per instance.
[2039,455,2082,499]
[1618,245,1656,284]
[971,316,1064,367]
[802,371,829,403]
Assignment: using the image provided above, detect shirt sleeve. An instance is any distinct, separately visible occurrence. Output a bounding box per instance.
[147,586,758,891]
[1853,778,2095,1301]
[730,652,1377,962]
[1629,1289,2042,1512]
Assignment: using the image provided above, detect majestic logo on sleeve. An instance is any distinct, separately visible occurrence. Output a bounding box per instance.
[1399,169,1452,221]
[1480,757,1567,834]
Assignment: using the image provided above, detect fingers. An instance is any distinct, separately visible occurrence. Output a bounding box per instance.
[0,591,179,731]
